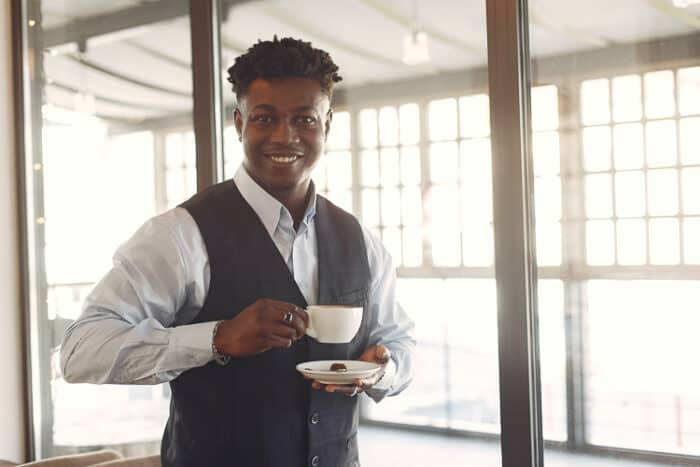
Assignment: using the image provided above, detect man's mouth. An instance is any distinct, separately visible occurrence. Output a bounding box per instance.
[265,153,302,164]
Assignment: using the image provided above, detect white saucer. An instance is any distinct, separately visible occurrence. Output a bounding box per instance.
[296,360,382,385]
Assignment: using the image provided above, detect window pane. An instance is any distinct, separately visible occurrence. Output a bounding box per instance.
[379,106,399,147]
[616,219,646,265]
[429,142,459,184]
[360,108,378,148]
[382,227,402,266]
[538,280,567,441]
[165,133,184,168]
[615,171,646,217]
[532,131,560,176]
[586,280,700,455]
[327,190,352,213]
[681,167,700,214]
[462,223,493,267]
[401,187,422,226]
[427,185,461,266]
[678,66,700,116]
[459,94,490,138]
[684,218,700,264]
[428,98,458,141]
[586,220,615,265]
[581,79,610,125]
[534,176,561,222]
[166,169,186,206]
[647,169,678,216]
[312,155,327,191]
[679,117,700,165]
[362,189,380,226]
[380,148,400,187]
[612,75,642,122]
[326,111,351,150]
[649,218,680,265]
[361,150,379,187]
[583,126,611,172]
[381,188,401,227]
[536,221,562,266]
[644,71,675,119]
[461,140,492,222]
[613,123,644,170]
[326,151,352,189]
[399,103,420,146]
[531,85,559,131]
[223,126,244,177]
[400,146,421,186]
[444,279,499,432]
[585,174,613,218]
[402,227,423,267]
[645,120,677,168]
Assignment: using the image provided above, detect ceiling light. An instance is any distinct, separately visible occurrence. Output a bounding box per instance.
[402,30,430,65]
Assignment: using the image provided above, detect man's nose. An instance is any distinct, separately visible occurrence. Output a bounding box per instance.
[270,121,299,144]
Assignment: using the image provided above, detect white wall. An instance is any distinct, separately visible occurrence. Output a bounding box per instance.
[0,0,28,463]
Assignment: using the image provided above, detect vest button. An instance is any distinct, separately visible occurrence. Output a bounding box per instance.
[311,455,320,466]
[310,412,320,425]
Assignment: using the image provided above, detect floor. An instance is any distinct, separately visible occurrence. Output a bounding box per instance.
[358,425,676,467]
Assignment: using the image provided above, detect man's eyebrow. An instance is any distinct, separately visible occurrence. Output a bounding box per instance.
[293,106,318,112]
[250,104,276,112]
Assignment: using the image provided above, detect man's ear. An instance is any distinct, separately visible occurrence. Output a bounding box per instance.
[234,107,243,140]
[324,108,333,142]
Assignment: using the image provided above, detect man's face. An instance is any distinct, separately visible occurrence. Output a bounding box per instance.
[234,77,331,198]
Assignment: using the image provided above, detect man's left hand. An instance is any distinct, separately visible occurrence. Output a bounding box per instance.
[310,345,391,397]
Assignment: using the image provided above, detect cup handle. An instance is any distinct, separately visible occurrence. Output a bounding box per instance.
[305,310,317,339]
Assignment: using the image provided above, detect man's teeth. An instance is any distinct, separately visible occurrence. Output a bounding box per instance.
[269,155,300,163]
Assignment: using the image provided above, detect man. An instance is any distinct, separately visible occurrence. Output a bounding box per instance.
[61,36,415,467]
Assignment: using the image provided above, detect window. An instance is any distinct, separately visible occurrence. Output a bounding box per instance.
[21,2,194,458]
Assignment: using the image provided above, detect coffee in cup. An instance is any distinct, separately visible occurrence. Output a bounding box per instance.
[305,305,362,343]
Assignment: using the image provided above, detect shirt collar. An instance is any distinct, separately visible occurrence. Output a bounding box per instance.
[233,165,317,236]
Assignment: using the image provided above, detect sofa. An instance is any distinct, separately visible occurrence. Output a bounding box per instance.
[0,450,160,467]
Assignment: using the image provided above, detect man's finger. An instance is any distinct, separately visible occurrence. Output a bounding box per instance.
[324,383,362,394]
[270,305,308,338]
[263,334,293,349]
[293,306,309,327]
[377,345,391,363]
[269,324,298,341]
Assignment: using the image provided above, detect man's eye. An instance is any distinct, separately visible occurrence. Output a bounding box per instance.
[296,116,317,126]
[252,115,273,123]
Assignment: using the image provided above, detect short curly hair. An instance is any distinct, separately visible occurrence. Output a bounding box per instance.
[227,36,342,99]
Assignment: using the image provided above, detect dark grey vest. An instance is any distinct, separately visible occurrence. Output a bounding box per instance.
[162,180,370,467]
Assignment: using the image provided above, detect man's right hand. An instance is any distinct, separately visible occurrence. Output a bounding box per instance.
[213,299,309,357]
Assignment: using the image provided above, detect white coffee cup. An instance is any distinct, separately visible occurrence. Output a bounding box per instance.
[305,305,362,343]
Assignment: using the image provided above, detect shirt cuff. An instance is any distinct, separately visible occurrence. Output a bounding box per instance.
[373,357,396,391]
[170,321,219,367]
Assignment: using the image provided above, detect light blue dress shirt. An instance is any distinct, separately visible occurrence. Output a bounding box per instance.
[61,166,415,400]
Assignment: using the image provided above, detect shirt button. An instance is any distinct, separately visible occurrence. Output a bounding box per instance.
[310,412,320,424]
[311,455,320,466]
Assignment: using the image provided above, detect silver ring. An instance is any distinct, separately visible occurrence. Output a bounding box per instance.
[283,311,294,323]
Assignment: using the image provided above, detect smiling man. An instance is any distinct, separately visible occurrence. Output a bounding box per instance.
[61,37,415,467]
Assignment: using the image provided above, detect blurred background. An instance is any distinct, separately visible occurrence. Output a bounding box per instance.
[12,0,700,465]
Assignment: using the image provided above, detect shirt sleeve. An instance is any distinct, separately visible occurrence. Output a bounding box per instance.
[360,227,416,403]
[60,207,215,385]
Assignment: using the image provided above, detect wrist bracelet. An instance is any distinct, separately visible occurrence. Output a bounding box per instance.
[212,320,231,366]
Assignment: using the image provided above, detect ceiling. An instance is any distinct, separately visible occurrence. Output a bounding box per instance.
[38,0,700,124]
